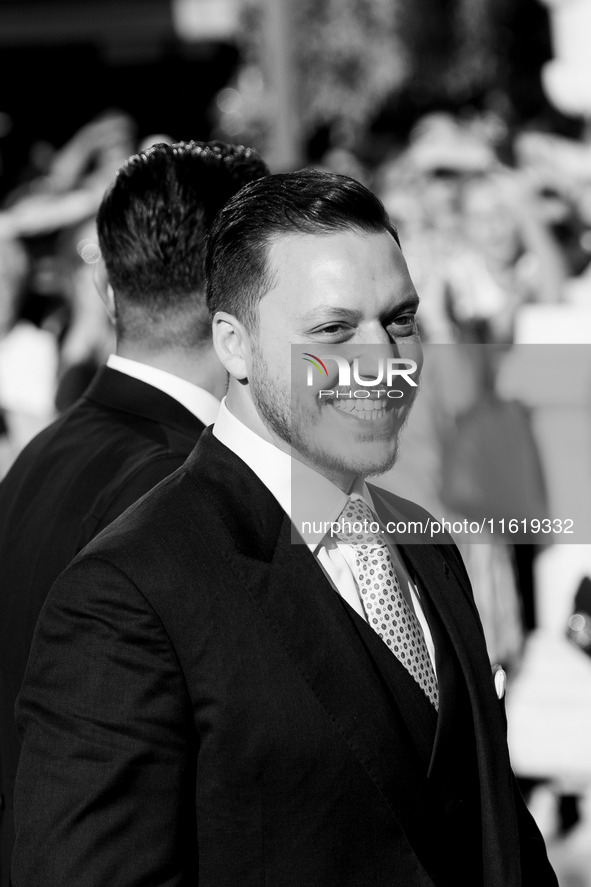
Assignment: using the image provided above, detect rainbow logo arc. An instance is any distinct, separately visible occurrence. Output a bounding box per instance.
[302,353,328,377]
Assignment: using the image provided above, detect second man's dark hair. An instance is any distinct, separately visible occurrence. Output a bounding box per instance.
[96,140,269,347]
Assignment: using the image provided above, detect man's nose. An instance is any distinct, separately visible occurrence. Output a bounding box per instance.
[354,343,396,383]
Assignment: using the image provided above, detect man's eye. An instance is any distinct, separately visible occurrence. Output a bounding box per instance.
[393,314,416,326]
[315,324,351,336]
[388,314,417,331]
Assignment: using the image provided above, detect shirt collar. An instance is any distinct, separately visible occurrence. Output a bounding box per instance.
[212,398,373,551]
[107,354,220,427]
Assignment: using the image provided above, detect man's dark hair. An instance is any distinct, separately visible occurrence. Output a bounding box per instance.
[96,140,269,347]
[205,168,400,328]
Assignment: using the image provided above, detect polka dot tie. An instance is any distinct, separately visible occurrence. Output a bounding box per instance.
[334,497,439,711]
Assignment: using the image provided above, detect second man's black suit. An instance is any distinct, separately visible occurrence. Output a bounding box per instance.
[0,365,207,886]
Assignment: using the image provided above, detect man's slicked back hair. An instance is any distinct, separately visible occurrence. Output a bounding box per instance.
[204,168,400,328]
[96,140,269,346]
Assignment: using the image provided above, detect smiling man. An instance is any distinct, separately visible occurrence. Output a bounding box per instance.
[12,171,557,887]
[210,215,422,489]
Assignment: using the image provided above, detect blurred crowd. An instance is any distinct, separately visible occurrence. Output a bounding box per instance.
[3,106,591,465]
[0,109,174,472]
[1,105,591,874]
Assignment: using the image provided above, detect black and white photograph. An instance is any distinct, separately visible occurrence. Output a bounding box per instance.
[0,1,590,884]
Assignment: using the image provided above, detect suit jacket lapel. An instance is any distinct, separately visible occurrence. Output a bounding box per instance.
[369,485,522,886]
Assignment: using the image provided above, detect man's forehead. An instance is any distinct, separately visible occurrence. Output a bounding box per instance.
[265,227,400,273]
[258,229,415,322]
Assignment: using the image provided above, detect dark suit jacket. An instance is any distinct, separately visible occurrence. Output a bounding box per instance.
[12,430,557,886]
[0,366,206,886]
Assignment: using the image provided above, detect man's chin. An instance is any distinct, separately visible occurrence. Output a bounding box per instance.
[347,447,399,480]
[292,437,399,482]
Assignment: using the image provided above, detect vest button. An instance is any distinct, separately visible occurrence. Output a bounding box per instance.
[443,562,450,578]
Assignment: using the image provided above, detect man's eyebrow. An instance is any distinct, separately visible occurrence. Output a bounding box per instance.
[380,293,421,318]
[300,294,420,325]
[395,293,421,311]
[300,307,361,323]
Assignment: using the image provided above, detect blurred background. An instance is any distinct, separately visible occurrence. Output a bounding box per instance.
[1,0,591,882]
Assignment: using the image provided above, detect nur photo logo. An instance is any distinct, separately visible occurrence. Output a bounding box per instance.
[302,352,419,399]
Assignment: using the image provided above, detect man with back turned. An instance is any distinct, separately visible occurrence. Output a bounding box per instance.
[0,139,269,885]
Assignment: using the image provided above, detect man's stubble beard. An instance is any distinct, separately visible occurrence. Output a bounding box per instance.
[249,339,293,446]
[249,341,412,481]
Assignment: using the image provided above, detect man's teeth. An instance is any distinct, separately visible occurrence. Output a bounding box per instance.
[331,399,389,419]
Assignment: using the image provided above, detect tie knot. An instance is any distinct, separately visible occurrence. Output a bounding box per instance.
[333,497,385,546]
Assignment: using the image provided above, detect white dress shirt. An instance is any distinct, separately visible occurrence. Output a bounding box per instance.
[107,354,220,427]
[213,398,436,671]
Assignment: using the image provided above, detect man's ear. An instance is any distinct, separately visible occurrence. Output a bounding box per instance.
[93,260,116,324]
[212,311,250,381]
